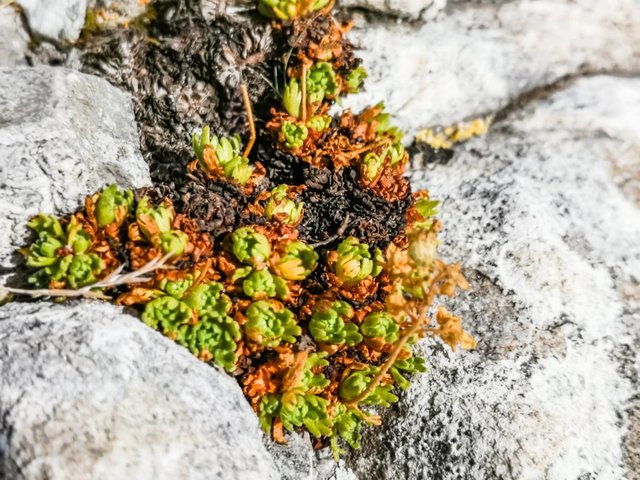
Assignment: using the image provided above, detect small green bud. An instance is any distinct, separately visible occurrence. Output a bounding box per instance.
[300,352,330,391]
[362,152,383,182]
[307,62,339,104]
[65,253,103,289]
[136,197,174,239]
[192,125,211,162]
[242,268,289,300]
[361,312,400,344]
[331,404,362,460]
[283,79,302,119]
[307,115,332,132]
[309,300,362,346]
[142,296,195,331]
[95,184,134,227]
[157,230,188,257]
[244,300,301,347]
[280,393,332,438]
[265,185,304,225]
[182,282,232,320]
[272,240,318,281]
[390,356,428,390]
[346,66,367,93]
[331,237,382,286]
[258,0,330,20]
[231,227,272,266]
[282,121,308,150]
[259,394,281,433]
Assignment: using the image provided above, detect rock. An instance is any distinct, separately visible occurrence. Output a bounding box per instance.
[0,301,280,480]
[16,0,87,42]
[339,0,446,19]
[0,66,150,271]
[345,75,640,479]
[343,0,640,138]
[0,6,29,66]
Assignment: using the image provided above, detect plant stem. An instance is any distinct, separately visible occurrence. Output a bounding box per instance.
[241,84,256,159]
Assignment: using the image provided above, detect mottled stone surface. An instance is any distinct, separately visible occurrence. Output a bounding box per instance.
[343,75,640,479]
[0,301,279,480]
[0,66,150,271]
[0,6,29,66]
[340,0,446,19]
[343,0,640,138]
[16,0,87,41]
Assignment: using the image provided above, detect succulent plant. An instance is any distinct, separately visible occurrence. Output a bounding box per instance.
[22,215,104,288]
[329,237,383,286]
[241,268,289,300]
[309,300,362,346]
[192,127,254,185]
[136,197,188,257]
[258,393,281,433]
[361,152,383,182]
[282,121,308,150]
[264,185,304,225]
[271,240,318,281]
[142,279,240,371]
[95,184,133,228]
[331,404,363,458]
[339,367,399,407]
[383,141,406,166]
[300,352,330,392]
[390,356,427,390]
[231,227,271,266]
[361,311,400,344]
[244,300,301,347]
[306,115,332,132]
[283,79,302,119]
[307,62,339,104]
[258,0,330,20]
[345,66,367,93]
[412,197,440,231]
[280,392,333,438]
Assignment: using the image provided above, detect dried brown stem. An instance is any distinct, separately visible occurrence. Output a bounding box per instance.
[241,84,256,159]
[1,254,174,301]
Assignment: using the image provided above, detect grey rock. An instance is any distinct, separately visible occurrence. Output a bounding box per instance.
[343,0,640,138]
[0,301,280,480]
[340,0,446,19]
[0,6,29,66]
[345,75,640,479]
[16,0,87,42]
[0,66,150,271]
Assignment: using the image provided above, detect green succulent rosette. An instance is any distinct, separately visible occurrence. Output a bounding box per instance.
[241,268,289,300]
[309,300,362,346]
[22,214,104,288]
[282,121,308,150]
[271,240,318,281]
[361,311,400,344]
[283,79,302,118]
[244,300,301,348]
[258,0,330,20]
[264,185,304,225]
[192,126,254,185]
[231,227,271,266]
[307,62,339,104]
[390,356,427,390]
[331,237,383,286]
[345,66,367,93]
[95,184,133,227]
[339,366,398,407]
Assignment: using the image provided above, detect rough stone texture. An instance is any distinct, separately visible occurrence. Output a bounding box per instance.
[0,301,280,480]
[0,6,29,66]
[343,0,640,138]
[0,66,150,271]
[16,0,87,42]
[340,0,446,19]
[342,75,640,479]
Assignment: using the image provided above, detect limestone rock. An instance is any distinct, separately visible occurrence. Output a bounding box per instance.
[0,301,280,480]
[346,75,640,479]
[343,0,640,138]
[0,66,150,271]
[0,6,29,66]
[339,0,446,19]
[17,0,87,42]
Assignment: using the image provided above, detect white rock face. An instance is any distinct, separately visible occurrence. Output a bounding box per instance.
[0,7,29,66]
[343,0,640,138]
[0,301,280,480]
[344,75,640,479]
[17,0,87,41]
[340,0,446,19]
[0,66,150,271]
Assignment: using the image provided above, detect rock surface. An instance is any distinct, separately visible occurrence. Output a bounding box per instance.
[340,0,445,19]
[343,0,640,138]
[343,75,640,479]
[0,66,150,271]
[16,0,87,42]
[0,6,29,66]
[0,301,280,480]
